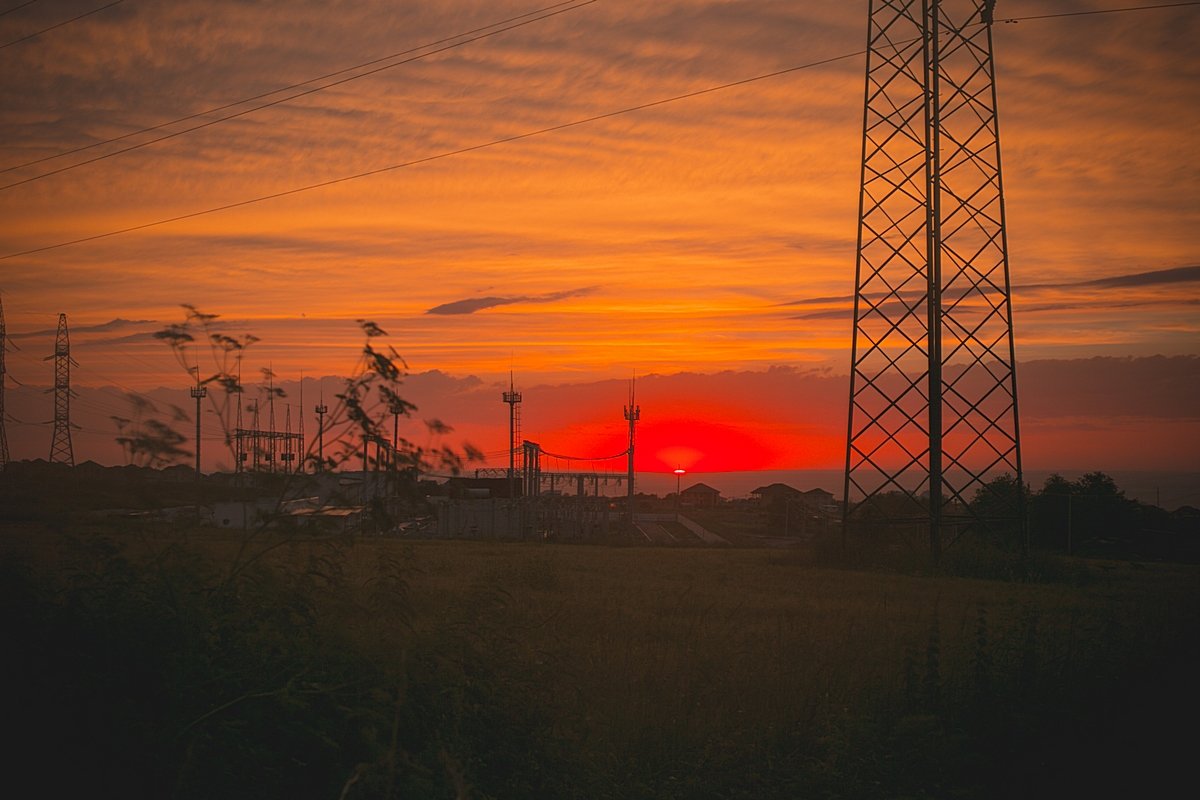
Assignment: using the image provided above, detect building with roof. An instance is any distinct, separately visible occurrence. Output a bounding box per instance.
[681,482,721,509]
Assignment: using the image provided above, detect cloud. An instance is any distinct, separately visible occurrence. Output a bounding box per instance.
[1019,265,1200,292]
[778,294,854,307]
[781,265,1200,319]
[10,317,157,339]
[2,2,1196,378]
[1018,298,1200,315]
[425,286,598,315]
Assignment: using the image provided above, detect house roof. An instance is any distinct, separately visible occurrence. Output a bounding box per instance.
[750,482,801,496]
[682,482,720,495]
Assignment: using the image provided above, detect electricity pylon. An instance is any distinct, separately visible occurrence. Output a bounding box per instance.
[47,313,78,465]
[843,0,1022,561]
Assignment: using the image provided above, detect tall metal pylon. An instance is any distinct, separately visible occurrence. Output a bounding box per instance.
[843,0,1022,560]
[47,313,78,465]
[0,295,9,470]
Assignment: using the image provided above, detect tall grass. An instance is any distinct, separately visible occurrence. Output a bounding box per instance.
[4,527,1197,798]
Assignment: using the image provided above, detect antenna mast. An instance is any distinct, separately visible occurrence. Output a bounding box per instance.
[502,371,523,498]
[623,379,640,526]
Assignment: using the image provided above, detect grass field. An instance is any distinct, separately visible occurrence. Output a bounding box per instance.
[4,524,1198,798]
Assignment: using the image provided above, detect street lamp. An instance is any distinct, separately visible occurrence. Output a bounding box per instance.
[674,467,686,522]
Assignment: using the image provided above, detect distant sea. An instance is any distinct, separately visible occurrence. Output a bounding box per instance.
[637,469,1200,511]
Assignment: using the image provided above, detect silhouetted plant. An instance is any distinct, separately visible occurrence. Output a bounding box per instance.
[153,304,258,456]
[111,392,192,467]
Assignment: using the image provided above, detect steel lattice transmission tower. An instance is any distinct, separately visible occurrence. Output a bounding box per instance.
[843,0,1022,560]
[47,313,78,465]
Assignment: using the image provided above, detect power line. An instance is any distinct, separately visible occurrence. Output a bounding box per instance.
[2,1,1196,260]
[1,0,584,176]
[0,50,862,260]
[0,2,42,20]
[0,0,123,50]
[0,0,596,186]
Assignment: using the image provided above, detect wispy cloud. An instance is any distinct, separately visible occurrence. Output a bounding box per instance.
[425,286,598,315]
[1019,265,1200,293]
[10,317,157,338]
[781,265,1200,319]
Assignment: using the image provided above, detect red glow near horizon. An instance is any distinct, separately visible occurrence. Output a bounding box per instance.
[556,414,798,473]
[640,417,785,472]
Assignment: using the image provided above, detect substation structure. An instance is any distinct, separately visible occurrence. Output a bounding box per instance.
[843,0,1023,560]
[234,427,305,473]
[233,373,306,474]
[436,434,635,540]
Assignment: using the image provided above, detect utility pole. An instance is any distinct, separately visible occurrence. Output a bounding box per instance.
[190,370,206,518]
[267,367,277,473]
[623,381,639,527]
[842,0,1022,562]
[47,313,77,465]
[502,372,522,500]
[314,391,328,472]
[190,371,207,479]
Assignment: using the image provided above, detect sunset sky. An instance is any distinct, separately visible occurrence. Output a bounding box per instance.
[1,0,1198,481]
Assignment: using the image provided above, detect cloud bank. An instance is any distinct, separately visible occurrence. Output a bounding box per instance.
[425,286,598,315]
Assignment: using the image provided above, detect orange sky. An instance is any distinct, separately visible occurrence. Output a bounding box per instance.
[1,0,1198,476]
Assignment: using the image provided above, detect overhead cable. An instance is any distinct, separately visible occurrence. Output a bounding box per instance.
[0,0,122,50]
[0,2,43,20]
[2,1,1197,260]
[0,0,596,188]
[0,49,860,260]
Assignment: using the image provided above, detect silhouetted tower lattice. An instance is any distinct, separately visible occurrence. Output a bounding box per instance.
[843,0,1022,560]
[502,373,522,498]
[47,313,78,465]
[0,295,9,470]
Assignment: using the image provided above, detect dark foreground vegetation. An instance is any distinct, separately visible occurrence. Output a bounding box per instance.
[4,521,1198,800]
